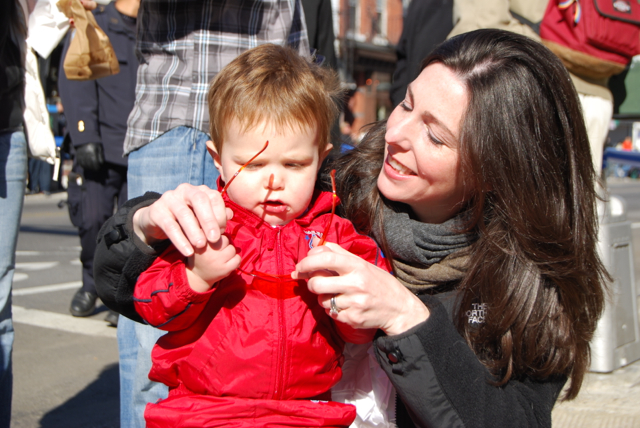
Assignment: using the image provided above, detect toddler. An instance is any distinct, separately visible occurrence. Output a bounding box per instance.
[133,44,389,427]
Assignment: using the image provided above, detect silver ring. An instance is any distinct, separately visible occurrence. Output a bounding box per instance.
[329,295,340,316]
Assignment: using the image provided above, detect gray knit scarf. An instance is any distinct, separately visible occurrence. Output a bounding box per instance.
[374,204,477,292]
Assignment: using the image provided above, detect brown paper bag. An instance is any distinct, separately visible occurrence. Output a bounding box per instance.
[57,0,120,80]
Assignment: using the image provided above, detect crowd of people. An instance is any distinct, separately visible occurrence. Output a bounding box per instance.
[2,0,626,426]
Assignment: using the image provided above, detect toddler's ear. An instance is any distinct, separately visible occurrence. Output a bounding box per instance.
[318,143,333,170]
[206,140,223,171]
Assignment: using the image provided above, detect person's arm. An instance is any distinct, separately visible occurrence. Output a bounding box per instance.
[389,0,454,107]
[94,183,232,322]
[93,192,165,323]
[314,0,337,69]
[57,30,105,171]
[133,245,217,330]
[374,295,565,428]
[389,8,411,107]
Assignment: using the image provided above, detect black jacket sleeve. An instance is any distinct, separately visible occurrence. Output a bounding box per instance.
[301,0,337,69]
[389,0,454,107]
[93,192,167,323]
[374,295,566,428]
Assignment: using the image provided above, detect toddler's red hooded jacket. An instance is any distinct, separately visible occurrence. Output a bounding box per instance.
[134,190,388,427]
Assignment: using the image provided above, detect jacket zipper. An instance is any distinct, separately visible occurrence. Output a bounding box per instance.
[273,229,286,400]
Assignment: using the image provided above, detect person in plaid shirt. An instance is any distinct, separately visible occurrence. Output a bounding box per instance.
[116,2,310,426]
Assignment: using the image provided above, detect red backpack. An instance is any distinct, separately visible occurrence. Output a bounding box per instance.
[540,0,640,79]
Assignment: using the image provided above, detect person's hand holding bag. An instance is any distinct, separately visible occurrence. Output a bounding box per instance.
[56,0,119,80]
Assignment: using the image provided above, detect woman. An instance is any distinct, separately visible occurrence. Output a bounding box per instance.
[94,29,608,427]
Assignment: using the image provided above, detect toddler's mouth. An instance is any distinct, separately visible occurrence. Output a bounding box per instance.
[262,200,288,213]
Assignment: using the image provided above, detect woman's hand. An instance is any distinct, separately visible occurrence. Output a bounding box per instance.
[132,184,232,257]
[293,243,431,336]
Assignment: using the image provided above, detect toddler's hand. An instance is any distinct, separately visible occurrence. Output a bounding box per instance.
[186,235,240,292]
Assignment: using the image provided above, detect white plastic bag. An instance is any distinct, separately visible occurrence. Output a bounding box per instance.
[332,343,397,428]
[23,46,57,165]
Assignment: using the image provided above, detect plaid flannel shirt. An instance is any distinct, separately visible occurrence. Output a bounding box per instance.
[124,0,310,155]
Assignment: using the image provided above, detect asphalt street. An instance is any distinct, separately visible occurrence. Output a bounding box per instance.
[9,179,640,427]
[11,192,118,428]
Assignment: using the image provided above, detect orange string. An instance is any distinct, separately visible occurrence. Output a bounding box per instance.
[318,170,337,246]
[221,140,269,196]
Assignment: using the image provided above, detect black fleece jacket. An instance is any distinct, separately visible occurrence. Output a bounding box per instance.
[374,293,566,427]
[93,193,566,428]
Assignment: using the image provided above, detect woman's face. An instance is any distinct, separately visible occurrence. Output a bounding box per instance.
[377,63,470,224]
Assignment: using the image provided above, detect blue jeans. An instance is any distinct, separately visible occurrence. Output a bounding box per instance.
[0,130,27,428]
[119,126,219,428]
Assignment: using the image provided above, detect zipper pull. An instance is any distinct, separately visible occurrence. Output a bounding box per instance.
[266,229,278,251]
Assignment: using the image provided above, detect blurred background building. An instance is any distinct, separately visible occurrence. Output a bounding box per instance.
[333,0,404,139]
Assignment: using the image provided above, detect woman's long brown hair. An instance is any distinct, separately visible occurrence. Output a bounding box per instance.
[330,29,608,400]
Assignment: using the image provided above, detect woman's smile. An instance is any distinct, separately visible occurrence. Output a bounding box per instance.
[386,155,416,176]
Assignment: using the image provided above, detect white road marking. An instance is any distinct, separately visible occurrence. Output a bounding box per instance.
[15,261,59,271]
[15,247,82,255]
[12,306,117,338]
[13,273,28,283]
[12,281,81,296]
[632,222,640,229]
[15,251,43,256]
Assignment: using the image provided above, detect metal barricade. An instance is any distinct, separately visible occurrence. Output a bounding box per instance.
[590,195,640,372]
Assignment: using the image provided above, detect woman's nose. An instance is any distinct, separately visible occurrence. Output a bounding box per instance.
[385,107,411,149]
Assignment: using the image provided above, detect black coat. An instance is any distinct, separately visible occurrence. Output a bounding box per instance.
[375,293,565,427]
[301,0,337,69]
[390,0,454,107]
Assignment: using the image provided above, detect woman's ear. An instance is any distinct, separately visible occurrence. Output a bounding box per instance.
[206,140,223,174]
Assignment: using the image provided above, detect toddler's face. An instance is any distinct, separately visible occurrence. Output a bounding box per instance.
[209,119,331,226]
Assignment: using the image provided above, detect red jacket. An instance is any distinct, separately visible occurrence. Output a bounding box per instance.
[134,189,389,427]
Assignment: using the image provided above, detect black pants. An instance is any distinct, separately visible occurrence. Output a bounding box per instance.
[67,162,127,294]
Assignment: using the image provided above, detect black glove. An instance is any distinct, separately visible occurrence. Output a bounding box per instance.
[75,142,104,172]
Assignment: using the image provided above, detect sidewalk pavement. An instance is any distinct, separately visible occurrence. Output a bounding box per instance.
[552,356,640,428]
[552,288,640,428]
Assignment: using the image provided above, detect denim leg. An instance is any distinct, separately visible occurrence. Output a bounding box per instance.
[0,131,27,428]
[127,126,219,196]
[118,126,219,427]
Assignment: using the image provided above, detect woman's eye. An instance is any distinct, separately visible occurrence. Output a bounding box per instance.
[424,125,444,146]
[399,100,412,111]
[428,132,444,146]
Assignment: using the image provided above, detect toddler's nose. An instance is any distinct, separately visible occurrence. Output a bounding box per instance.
[267,173,284,190]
